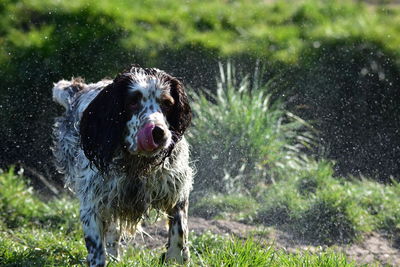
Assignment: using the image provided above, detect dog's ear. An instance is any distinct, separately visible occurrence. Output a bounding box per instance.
[80,75,131,172]
[166,77,192,142]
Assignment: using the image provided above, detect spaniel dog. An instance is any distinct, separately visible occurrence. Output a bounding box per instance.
[52,66,193,266]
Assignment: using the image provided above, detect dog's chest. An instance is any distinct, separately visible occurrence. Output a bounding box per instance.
[114,167,182,215]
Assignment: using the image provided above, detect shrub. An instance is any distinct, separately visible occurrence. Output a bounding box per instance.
[296,197,359,245]
[188,62,312,195]
[346,178,400,233]
[0,168,50,227]
[2,0,400,184]
[254,159,400,245]
[256,180,304,226]
[0,168,79,230]
[190,193,258,221]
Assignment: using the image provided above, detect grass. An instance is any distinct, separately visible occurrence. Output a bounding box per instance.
[3,0,400,65]
[191,159,400,245]
[189,193,259,222]
[1,1,400,265]
[188,62,313,195]
[2,0,400,186]
[188,66,400,245]
[0,169,358,266]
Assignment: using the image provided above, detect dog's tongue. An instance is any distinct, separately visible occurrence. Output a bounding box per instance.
[137,123,158,151]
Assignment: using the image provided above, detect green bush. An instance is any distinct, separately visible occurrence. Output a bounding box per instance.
[188,62,312,195]
[190,193,258,221]
[256,179,304,226]
[296,196,361,245]
[347,178,400,233]
[1,0,400,183]
[254,159,400,245]
[0,168,79,230]
[0,168,48,228]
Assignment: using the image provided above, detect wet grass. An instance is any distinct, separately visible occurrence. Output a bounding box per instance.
[192,160,400,246]
[189,64,400,245]
[0,170,357,266]
[189,193,259,221]
[188,62,313,195]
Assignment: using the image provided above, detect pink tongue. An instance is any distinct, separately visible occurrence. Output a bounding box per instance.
[137,123,158,151]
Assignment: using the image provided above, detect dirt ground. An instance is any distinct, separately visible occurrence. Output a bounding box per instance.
[133,217,400,266]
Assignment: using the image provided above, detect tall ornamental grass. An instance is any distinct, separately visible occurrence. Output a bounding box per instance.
[188,62,313,195]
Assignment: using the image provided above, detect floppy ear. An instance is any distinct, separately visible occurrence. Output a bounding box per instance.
[80,75,131,172]
[167,77,192,142]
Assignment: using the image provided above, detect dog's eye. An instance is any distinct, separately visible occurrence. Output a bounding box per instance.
[129,103,139,111]
[128,91,142,112]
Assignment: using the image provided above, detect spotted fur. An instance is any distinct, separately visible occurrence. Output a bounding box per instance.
[52,66,193,266]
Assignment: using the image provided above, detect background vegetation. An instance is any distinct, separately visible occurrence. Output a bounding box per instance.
[189,63,400,246]
[1,0,400,182]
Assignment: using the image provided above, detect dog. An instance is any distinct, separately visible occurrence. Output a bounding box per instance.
[52,66,193,266]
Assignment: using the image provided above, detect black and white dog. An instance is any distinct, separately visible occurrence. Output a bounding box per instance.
[52,66,193,266]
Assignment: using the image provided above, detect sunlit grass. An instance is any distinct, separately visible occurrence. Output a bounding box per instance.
[0,170,358,266]
[3,0,400,67]
[188,62,313,195]
[189,193,259,222]
[255,160,400,244]
[187,61,400,245]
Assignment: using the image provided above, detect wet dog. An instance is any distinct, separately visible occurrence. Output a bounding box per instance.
[52,66,193,266]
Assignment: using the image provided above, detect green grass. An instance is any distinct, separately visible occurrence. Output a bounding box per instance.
[188,67,400,245]
[191,160,400,246]
[3,0,400,65]
[0,170,358,266]
[189,193,259,222]
[188,62,313,195]
[1,1,400,265]
[0,168,79,230]
[2,0,400,184]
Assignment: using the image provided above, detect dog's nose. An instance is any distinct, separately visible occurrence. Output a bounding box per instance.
[152,125,166,145]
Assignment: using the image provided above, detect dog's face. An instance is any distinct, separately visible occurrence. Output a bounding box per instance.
[80,67,191,171]
[123,71,176,155]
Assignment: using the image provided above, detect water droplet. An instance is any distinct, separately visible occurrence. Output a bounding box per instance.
[313,41,321,48]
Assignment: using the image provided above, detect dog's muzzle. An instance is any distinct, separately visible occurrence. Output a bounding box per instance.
[137,123,168,152]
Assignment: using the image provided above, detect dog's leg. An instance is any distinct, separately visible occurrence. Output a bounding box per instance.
[104,220,121,261]
[80,206,106,267]
[165,200,190,263]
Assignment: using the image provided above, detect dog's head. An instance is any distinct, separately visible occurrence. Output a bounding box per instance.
[80,66,191,172]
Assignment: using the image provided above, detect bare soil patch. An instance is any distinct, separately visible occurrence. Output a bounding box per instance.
[134,217,400,266]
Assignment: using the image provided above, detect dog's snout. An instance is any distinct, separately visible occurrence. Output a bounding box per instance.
[152,126,166,145]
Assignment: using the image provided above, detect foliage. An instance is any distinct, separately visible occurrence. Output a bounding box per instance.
[0,168,79,230]
[190,159,400,245]
[1,0,400,182]
[189,193,259,221]
[0,170,356,266]
[188,62,312,195]
[255,160,400,244]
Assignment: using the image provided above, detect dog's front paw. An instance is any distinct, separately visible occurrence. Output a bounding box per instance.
[164,246,190,264]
